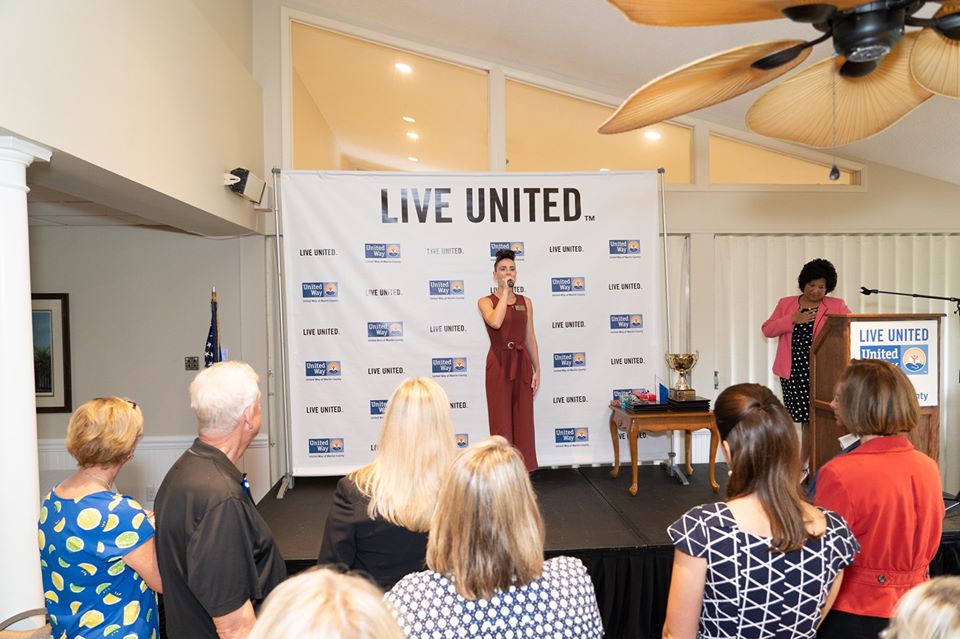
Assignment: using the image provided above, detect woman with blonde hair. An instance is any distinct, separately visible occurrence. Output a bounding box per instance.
[38,397,162,639]
[663,384,858,639]
[248,568,404,639]
[815,360,944,639]
[318,377,457,589]
[883,576,960,639]
[386,436,603,638]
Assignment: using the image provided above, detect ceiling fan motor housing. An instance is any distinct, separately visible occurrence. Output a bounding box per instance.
[832,5,905,62]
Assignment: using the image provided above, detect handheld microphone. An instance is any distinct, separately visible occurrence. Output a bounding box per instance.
[860,286,873,296]
[507,279,515,288]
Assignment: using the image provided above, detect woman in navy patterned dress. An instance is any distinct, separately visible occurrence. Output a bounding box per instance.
[663,384,859,639]
[386,436,603,638]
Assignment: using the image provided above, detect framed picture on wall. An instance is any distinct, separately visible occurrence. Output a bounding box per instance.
[32,293,72,413]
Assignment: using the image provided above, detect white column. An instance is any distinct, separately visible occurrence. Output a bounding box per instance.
[0,136,51,629]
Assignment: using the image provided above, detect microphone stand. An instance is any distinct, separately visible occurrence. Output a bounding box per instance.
[861,286,960,510]
[860,286,960,315]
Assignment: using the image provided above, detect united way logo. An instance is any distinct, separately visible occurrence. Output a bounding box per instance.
[301,281,338,302]
[554,352,586,371]
[369,399,387,418]
[455,433,470,449]
[490,241,525,259]
[429,279,465,299]
[307,438,345,455]
[609,239,641,257]
[432,357,468,377]
[551,277,586,296]
[305,360,341,379]
[368,321,404,341]
[901,346,928,374]
[610,313,644,332]
[365,243,401,262]
[555,427,590,446]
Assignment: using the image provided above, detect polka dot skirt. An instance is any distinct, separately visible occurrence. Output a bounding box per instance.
[781,318,814,423]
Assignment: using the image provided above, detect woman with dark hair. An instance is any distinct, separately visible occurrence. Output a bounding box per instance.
[478,248,540,471]
[662,384,858,639]
[763,258,851,467]
[814,360,943,639]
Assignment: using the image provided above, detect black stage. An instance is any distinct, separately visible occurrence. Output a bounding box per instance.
[258,463,960,639]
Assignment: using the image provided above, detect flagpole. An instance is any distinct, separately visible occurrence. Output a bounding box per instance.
[212,287,220,362]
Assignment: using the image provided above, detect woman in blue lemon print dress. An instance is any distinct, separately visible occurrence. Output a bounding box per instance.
[38,397,162,638]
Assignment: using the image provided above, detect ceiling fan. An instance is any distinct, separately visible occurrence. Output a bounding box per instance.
[599,1,960,148]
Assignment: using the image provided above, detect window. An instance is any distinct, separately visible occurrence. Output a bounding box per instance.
[291,22,488,172]
[505,80,692,184]
[709,134,857,185]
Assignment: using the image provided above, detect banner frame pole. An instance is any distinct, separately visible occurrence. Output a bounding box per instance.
[271,168,295,498]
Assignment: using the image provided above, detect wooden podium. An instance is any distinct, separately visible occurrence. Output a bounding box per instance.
[809,313,943,473]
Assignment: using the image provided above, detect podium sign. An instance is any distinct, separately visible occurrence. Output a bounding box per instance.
[849,319,939,406]
[810,313,943,472]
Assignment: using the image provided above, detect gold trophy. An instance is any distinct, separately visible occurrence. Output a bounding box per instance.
[665,352,699,401]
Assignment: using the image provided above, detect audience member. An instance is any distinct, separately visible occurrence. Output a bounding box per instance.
[38,397,162,638]
[155,361,286,639]
[386,436,603,638]
[663,384,858,639]
[318,377,457,589]
[883,576,960,639]
[815,359,944,639]
[247,567,404,639]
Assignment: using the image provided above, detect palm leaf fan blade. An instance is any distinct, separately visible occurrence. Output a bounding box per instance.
[911,3,960,97]
[600,40,811,134]
[747,32,933,147]
[607,0,866,27]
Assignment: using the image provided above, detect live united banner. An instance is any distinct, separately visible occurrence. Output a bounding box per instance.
[280,171,667,475]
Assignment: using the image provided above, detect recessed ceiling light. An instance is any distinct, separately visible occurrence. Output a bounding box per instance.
[406,132,420,140]
[402,116,416,123]
[644,130,662,141]
[599,168,611,172]
[407,156,419,162]
[395,62,412,74]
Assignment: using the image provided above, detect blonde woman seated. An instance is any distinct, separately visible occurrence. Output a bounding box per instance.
[38,397,162,639]
[318,378,457,589]
[386,436,603,638]
[882,576,960,639]
[248,567,404,639]
[663,384,859,639]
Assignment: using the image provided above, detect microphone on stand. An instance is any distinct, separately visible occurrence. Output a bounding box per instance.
[860,286,874,296]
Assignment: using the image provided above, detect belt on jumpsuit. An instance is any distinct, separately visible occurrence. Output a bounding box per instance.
[493,341,525,381]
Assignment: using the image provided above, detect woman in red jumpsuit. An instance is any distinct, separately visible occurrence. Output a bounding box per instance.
[478,249,540,471]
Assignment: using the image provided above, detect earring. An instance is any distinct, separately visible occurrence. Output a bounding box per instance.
[727,469,733,477]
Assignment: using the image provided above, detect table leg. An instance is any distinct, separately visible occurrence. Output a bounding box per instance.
[684,430,693,476]
[609,411,620,479]
[708,424,720,492]
[629,427,639,496]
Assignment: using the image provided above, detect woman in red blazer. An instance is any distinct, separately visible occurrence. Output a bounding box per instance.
[762,258,850,467]
[814,360,944,639]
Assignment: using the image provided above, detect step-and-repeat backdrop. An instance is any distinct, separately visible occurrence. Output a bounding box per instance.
[281,171,668,475]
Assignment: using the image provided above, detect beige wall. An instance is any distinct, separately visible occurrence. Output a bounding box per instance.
[0,1,263,233]
[29,226,269,440]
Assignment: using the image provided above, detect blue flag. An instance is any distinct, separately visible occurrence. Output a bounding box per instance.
[204,289,221,367]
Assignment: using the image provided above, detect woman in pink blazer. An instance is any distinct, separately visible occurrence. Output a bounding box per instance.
[762,259,850,467]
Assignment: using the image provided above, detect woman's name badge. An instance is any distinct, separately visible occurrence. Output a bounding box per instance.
[514,304,526,311]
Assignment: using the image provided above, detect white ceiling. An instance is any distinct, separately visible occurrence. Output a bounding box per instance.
[299,0,960,185]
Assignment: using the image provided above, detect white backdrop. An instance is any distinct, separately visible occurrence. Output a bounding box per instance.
[280,171,667,475]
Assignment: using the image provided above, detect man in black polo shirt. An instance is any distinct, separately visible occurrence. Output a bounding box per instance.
[155,361,286,638]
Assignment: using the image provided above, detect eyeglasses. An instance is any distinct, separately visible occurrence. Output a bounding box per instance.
[94,397,138,410]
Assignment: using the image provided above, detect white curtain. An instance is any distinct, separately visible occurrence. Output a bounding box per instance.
[715,234,960,487]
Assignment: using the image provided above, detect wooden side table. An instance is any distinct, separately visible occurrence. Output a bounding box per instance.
[609,403,720,495]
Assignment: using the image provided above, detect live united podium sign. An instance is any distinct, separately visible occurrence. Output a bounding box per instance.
[811,313,944,471]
